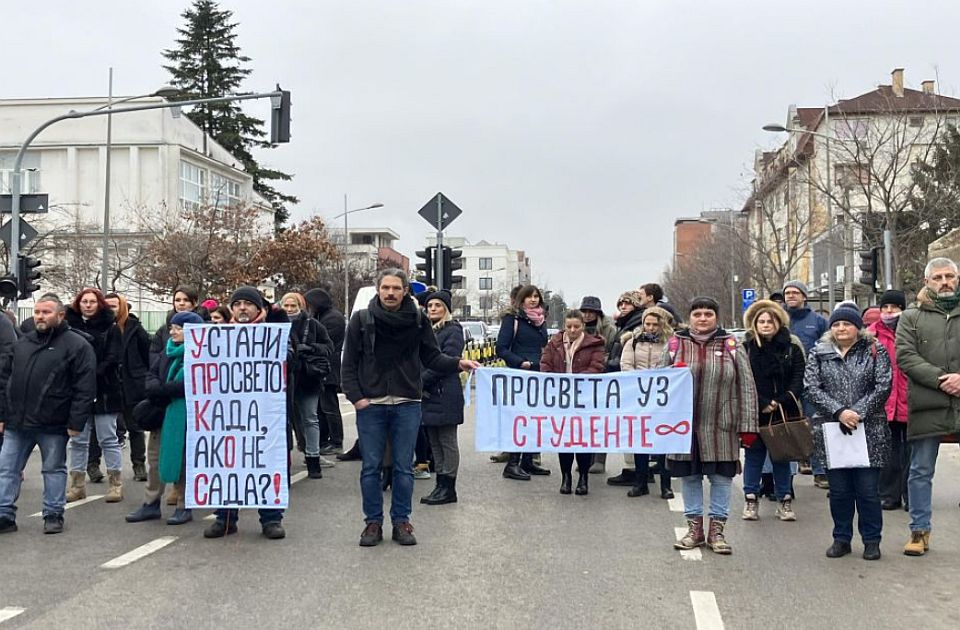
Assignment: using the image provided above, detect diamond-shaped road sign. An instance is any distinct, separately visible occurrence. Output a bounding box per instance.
[417,192,462,232]
[0,193,50,214]
[0,218,39,249]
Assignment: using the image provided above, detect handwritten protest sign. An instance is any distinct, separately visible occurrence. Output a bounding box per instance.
[474,367,693,453]
[184,323,290,509]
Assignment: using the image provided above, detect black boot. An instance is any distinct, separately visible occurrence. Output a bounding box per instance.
[660,472,674,499]
[503,453,531,481]
[305,456,323,479]
[627,482,649,497]
[559,472,572,495]
[337,439,362,461]
[422,475,458,505]
[575,473,589,496]
[420,478,443,504]
[520,453,551,476]
[381,466,393,491]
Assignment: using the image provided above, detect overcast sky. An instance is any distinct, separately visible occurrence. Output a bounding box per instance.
[6,0,960,311]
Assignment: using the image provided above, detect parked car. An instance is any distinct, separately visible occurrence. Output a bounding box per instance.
[461,320,489,342]
[486,324,501,341]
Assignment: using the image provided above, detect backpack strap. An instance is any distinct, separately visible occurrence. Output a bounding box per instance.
[358,309,375,353]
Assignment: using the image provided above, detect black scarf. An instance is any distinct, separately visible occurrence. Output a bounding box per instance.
[368,295,423,360]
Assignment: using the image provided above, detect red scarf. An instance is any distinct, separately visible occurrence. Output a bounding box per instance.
[524,306,545,327]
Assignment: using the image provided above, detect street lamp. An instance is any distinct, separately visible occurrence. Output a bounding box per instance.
[99,68,182,291]
[763,111,838,310]
[332,197,384,315]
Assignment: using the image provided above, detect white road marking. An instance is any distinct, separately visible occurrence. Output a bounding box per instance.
[202,472,307,519]
[690,591,724,630]
[674,527,703,561]
[29,495,104,517]
[101,536,178,569]
[667,492,684,512]
[0,608,25,623]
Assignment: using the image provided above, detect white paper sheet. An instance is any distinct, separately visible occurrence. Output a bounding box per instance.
[823,422,871,469]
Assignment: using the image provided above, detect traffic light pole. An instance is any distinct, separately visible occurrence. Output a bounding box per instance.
[6,90,287,309]
[435,195,444,290]
[883,229,893,290]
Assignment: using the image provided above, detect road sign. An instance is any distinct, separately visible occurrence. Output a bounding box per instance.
[417,192,462,231]
[0,194,50,214]
[0,219,38,249]
[741,288,757,312]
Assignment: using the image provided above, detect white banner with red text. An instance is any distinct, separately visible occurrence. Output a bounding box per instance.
[183,323,291,509]
[474,367,693,453]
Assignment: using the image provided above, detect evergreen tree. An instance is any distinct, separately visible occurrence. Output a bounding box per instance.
[909,123,960,285]
[162,0,295,227]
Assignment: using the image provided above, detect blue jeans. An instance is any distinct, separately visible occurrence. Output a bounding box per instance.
[743,443,793,500]
[69,413,122,471]
[0,428,70,520]
[680,474,733,519]
[357,402,421,524]
[826,467,882,543]
[907,436,941,532]
[296,391,322,457]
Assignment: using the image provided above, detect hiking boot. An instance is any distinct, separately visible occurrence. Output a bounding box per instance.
[863,542,881,560]
[606,468,637,486]
[0,517,18,534]
[391,522,417,546]
[126,500,162,523]
[776,497,796,522]
[826,539,852,558]
[742,494,759,521]
[203,519,238,538]
[132,463,148,482]
[262,522,286,539]
[904,530,929,556]
[104,469,123,503]
[359,522,383,547]
[674,516,704,550]
[65,471,87,503]
[706,518,732,554]
[86,462,104,483]
[813,474,830,489]
[43,515,64,534]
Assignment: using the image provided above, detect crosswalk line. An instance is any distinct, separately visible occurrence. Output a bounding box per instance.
[674,527,703,561]
[690,591,725,629]
[0,608,25,623]
[101,536,178,569]
[667,492,684,512]
[29,495,104,517]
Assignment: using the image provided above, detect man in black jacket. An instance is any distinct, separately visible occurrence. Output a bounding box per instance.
[342,269,479,547]
[0,295,97,534]
[304,288,346,456]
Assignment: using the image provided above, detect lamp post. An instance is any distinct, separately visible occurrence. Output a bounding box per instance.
[763,109,838,310]
[332,197,384,315]
[98,69,180,290]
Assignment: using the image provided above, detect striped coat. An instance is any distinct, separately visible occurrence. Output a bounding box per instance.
[659,329,759,463]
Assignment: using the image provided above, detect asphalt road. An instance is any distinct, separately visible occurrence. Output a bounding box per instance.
[1,396,958,630]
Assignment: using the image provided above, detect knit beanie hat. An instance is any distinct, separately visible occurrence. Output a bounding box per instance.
[229,286,264,311]
[782,280,809,297]
[829,307,863,330]
[425,289,452,313]
[878,289,906,311]
[170,311,204,327]
[617,291,643,308]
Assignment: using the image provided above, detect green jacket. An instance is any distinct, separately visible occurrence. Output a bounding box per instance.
[895,299,960,441]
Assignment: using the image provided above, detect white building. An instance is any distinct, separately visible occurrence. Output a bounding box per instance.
[0,96,273,310]
[330,227,408,274]
[424,236,532,321]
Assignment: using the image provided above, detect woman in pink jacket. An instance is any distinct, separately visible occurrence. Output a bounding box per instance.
[867,290,909,510]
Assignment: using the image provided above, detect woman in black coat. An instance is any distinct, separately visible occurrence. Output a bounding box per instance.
[495,284,549,480]
[304,288,348,456]
[419,290,466,505]
[740,300,806,523]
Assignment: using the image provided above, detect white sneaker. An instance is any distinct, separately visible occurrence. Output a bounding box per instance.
[318,456,337,468]
[776,497,796,521]
[742,494,759,521]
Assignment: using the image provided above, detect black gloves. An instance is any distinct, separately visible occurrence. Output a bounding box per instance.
[839,422,853,436]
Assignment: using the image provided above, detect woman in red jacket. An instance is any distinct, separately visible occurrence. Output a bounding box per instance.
[540,310,607,495]
[867,290,910,510]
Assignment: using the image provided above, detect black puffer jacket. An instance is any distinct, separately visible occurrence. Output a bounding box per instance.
[107,313,152,408]
[305,289,345,387]
[289,310,334,393]
[422,320,466,426]
[743,328,806,425]
[65,307,122,413]
[606,308,646,372]
[0,321,97,434]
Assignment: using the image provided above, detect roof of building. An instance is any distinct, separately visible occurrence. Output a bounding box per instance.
[829,85,960,115]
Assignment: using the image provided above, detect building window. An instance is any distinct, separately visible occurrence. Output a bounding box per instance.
[479,277,493,290]
[908,116,924,128]
[209,172,242,208]
[479,257,493,270]
[0,151,41,194]
[462,305,471,318]
[479,295,493,311]
[179,160,206,210]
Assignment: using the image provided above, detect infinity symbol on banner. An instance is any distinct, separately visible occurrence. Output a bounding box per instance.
[655,421,691,436]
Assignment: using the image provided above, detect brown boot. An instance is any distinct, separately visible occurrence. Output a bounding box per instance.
[104,470,123,503]
[903,530,930,556]
[165,485,179,506]
[65,471,87,503]
[674,516,705,549]
[707,518,732,554]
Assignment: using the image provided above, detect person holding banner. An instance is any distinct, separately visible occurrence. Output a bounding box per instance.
[663,297,759,555]
[343,270,480,547]
[619,305,675,499]
[540,310,607,495]
[495,285,550,480]
[804,307,891,560]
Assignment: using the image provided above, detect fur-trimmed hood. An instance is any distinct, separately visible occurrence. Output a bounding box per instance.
[621,305,675,344]
[743,299,789,330]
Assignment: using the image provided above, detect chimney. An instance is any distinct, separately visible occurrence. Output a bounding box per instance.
[922,80,935,94]
[892,68,905,97]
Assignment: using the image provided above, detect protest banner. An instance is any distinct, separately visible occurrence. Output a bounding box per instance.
[184,323,291,509]
[474,366,693,453]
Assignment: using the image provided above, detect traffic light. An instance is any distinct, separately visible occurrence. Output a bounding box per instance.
[0,273,17,300]
[858,247,879,290]
[271,87,291,143]
[441,246,464,290]
[17,254,41,299]
[415,246,434,285]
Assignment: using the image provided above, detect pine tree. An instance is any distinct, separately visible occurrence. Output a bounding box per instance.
[908,123,960,285]
[162,0,296,227]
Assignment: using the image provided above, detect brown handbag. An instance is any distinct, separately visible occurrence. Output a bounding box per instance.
[758,392,814,463]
